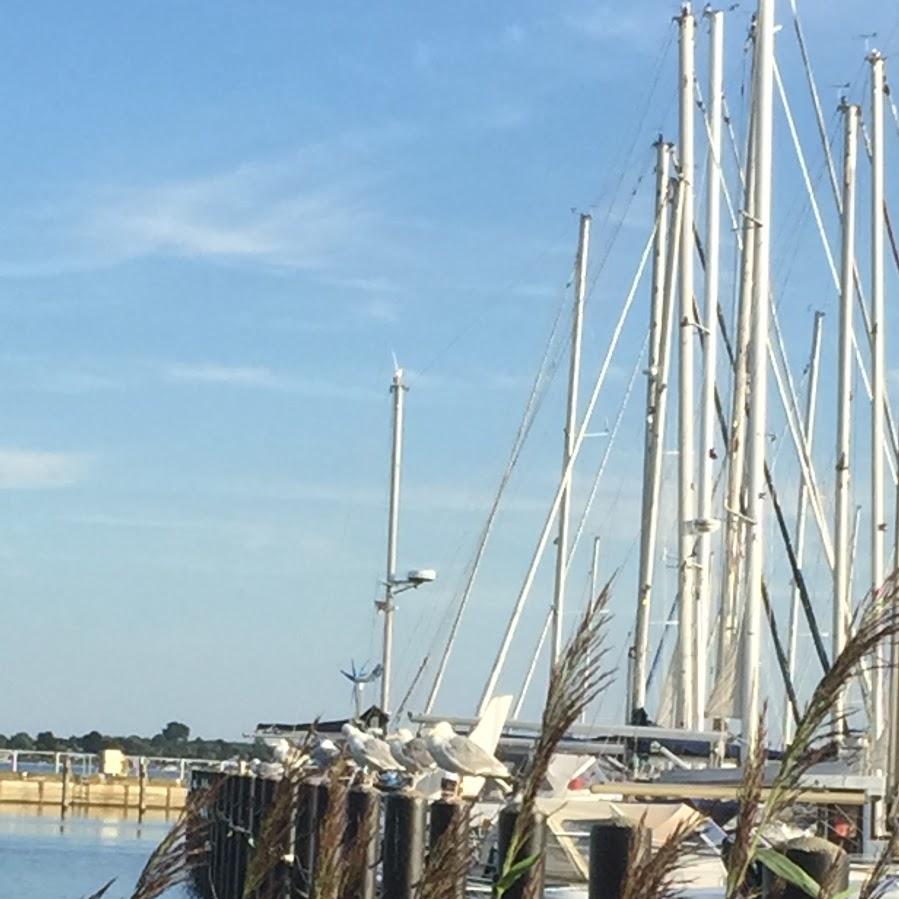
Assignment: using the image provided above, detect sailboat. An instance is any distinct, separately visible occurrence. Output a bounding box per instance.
[255,1,899,883]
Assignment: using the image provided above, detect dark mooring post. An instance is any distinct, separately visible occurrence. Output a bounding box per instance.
[429,798,471,899]
[345,786,382,899]
[295,779,330,896]
[496,805,547,899]
[761,836,849,898]
[588,819,651,899]
[60,756,72,822]
[138,756,148,823]
[382,792,427,899]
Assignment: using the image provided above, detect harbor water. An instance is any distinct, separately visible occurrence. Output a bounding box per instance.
[0,807,183,898]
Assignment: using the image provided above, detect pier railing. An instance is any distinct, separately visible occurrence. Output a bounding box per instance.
[0,749,232,783]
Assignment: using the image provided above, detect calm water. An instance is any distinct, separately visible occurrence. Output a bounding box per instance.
[0,808,190,899]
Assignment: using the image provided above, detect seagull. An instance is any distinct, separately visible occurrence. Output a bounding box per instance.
[271,738,308,774]
[341,723,397,772]
[425,721,511,779]
[311,736,340,770]
[387,728,436,774]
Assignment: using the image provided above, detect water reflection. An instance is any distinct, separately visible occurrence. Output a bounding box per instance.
[0,803,174,843]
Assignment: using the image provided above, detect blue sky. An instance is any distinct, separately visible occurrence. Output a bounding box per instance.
[1,1,898,741]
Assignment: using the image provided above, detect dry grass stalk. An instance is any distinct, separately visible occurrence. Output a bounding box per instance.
[310,758,354,899]
[619,820,697,899]
[495,585,613,899]
[244,730,322,898]
[416,806,472,899]
[856,802,899,899]
[725,581,899,899]
[128,783,219,899]
[723,712,767,899]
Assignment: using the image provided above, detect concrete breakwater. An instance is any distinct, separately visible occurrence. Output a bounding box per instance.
[0,771,187,813]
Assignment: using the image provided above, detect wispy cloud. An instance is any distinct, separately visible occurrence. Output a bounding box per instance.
[0,448,91,489]
[162,362,378,399]
[0,132,413,278]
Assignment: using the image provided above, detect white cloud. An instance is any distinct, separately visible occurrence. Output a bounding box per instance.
[0,132,413,277]
[0,449,90,489]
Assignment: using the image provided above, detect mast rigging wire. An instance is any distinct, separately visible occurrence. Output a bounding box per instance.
[421,277,571,713]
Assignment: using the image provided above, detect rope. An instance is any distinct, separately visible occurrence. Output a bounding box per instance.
[565,331,649,577]
[422,273,570,712]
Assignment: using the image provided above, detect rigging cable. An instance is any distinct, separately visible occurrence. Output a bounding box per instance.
[422,272,571,712]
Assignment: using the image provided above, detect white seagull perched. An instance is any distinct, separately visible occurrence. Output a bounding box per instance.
[426,721,511,779]
[311,736,340,770]
[387,728,437,774]
[341,723,397,772]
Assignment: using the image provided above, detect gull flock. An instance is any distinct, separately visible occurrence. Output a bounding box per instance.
[258,720,511,790]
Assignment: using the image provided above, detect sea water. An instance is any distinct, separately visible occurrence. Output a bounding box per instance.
[0,807,188,899]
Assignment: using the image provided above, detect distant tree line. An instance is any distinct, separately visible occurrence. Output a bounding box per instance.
[0,721,267,760]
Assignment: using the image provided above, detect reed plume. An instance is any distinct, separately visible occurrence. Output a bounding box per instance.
[495,583,613,899]
[416,805,473,899]
[724,579,899,898]
[128,783,219,899]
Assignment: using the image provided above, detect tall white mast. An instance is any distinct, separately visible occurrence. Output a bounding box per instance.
[551,214,590,664]
[696,7,724,729]
[380,368,406,714]
[676,2,698,731]
[631,139,674,719]
[741,0,775,748]
[783,310,824,744]
[869,50,886,744]
[717,74,756,720]
[834,102,859,742]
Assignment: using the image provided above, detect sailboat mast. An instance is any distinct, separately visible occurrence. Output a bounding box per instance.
[676,2,698,731]
[552,214,590,663]
[741,0,775,748]
[380,368,406,714]
[696,7,724,729]
[783,310,824,744]
[834,102,859,742]
[717,64,756,724]
[869,50,887,744]
[631,138,673,719]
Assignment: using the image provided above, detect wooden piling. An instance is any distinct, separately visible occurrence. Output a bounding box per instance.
[761,836,849,898]
[346,786,381,899]
[588,819,651,899]
[60,756,72,820]
[382,791,427,899]
[429,797,471,899]
[138,756,148,822]
[496,804,547,899]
